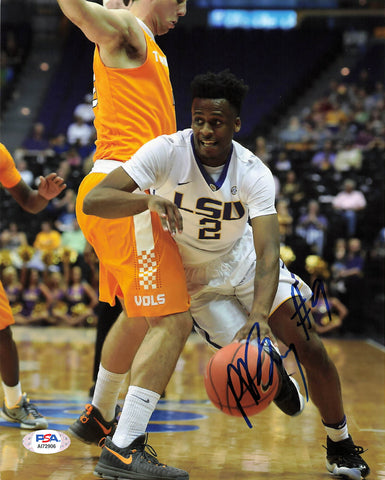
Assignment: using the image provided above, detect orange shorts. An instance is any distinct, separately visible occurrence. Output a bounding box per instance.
[0,280,15,330]
[76,172,190,317]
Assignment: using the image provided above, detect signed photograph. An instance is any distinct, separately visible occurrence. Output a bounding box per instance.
[1,0,384,479]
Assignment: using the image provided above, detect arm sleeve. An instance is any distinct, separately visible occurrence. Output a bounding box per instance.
[244,164,277,220]
[122,135,172,191]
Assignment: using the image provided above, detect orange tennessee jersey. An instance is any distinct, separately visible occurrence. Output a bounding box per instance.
[0,143,22,189]
[92,29,176,162]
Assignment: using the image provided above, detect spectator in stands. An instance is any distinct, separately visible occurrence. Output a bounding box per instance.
[330,238,348,294]
[15,158,34,187]
[332,179,366,237]
[311,140,336,171]
[14,123,55,168]
[0,222,28,251]
[334,238,366,335]
[324,101,348,134]
[1,266,23,322]
[280,169,306,213]
[332,122,356,146]
[64,264,98,327]
[63,146,82,167]
[0,222,28,268]
[364,125,385,153]
[355,125,376,149]
[296,200,328,256]
[54,189,77,233]
[254,135,272,165]
[351,100,370,130]
[276,198,293,242]
[365,81,384,111]
[66,115,94,148]
[278,115,309,145]
[43,270,71,326]
[50,133,70,158]
[21,122,51,152]
[273,150,292,174]
[60,217,87,256]
[73,93,95,124]
[309,116,334,149]
[367,107,384,137]
[33,220,61,253]
[334,140,363,172]
[15,267,52,325]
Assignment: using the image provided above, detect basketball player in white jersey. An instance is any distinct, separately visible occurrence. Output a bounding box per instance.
[83,71,370,480]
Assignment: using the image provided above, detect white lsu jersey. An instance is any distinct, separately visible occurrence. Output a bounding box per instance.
[123,128,277,266]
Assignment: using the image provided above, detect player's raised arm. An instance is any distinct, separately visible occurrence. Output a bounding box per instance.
[56,0,144,55]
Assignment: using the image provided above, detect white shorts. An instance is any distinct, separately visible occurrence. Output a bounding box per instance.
[185,232,312,349]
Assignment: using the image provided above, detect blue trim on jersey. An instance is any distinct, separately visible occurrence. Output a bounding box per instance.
[190,133,233,191]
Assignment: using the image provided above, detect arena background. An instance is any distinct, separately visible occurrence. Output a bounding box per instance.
[1,0,384,341]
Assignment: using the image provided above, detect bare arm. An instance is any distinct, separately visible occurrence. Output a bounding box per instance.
[7,174,66,214]
[56,0,145,62]
[233,214,280,343]
[83,166,183,234]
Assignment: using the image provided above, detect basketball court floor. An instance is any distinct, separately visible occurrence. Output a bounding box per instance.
[0,325,384,479]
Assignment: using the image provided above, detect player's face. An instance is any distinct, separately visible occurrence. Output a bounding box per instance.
[191,98,241,167]
[152,0,187,36]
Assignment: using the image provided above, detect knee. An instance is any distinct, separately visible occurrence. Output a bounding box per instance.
[172,311,193,337]
[156,310,193,339]
[293,334,332,373]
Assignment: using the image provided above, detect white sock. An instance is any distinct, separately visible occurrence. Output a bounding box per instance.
[92,365,127,422]
[323,416,349,442]
[2,381,22,407]
[112,386,160,448]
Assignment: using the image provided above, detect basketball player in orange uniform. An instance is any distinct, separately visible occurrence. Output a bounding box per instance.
[56,1,192,478]
[0,142,66,429]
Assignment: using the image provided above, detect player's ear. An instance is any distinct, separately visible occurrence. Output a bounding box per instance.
[234,117,241,133]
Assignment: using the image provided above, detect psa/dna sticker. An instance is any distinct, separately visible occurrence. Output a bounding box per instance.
[23,429,71,454]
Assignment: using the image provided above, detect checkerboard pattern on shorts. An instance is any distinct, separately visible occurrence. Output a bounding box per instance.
[137,250,158,290]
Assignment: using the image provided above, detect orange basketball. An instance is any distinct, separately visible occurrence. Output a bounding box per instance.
[204,342,280,420]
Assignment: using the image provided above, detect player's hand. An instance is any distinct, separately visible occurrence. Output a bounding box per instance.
[38,173,67,200]
[232,317,277,347]
[147,195,183,235]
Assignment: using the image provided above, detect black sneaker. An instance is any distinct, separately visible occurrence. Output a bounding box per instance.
[263,343,305,416]
[94,434,189,479]
[325,435,370,479]
[68,403,120,446]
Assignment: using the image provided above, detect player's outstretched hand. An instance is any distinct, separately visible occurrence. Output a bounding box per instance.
[38,173,67,200]
[148,195,183,235]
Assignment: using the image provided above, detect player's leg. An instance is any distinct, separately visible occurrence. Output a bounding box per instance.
[70,174,135,444]
[111,311,192,446]
[0,283,47,429]
[90,300,121,395]
[269,297,369,479]
[69,306,147,445]
[269,298,343,422]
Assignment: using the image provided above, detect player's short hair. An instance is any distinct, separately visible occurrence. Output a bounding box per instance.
[190,70,249,115]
